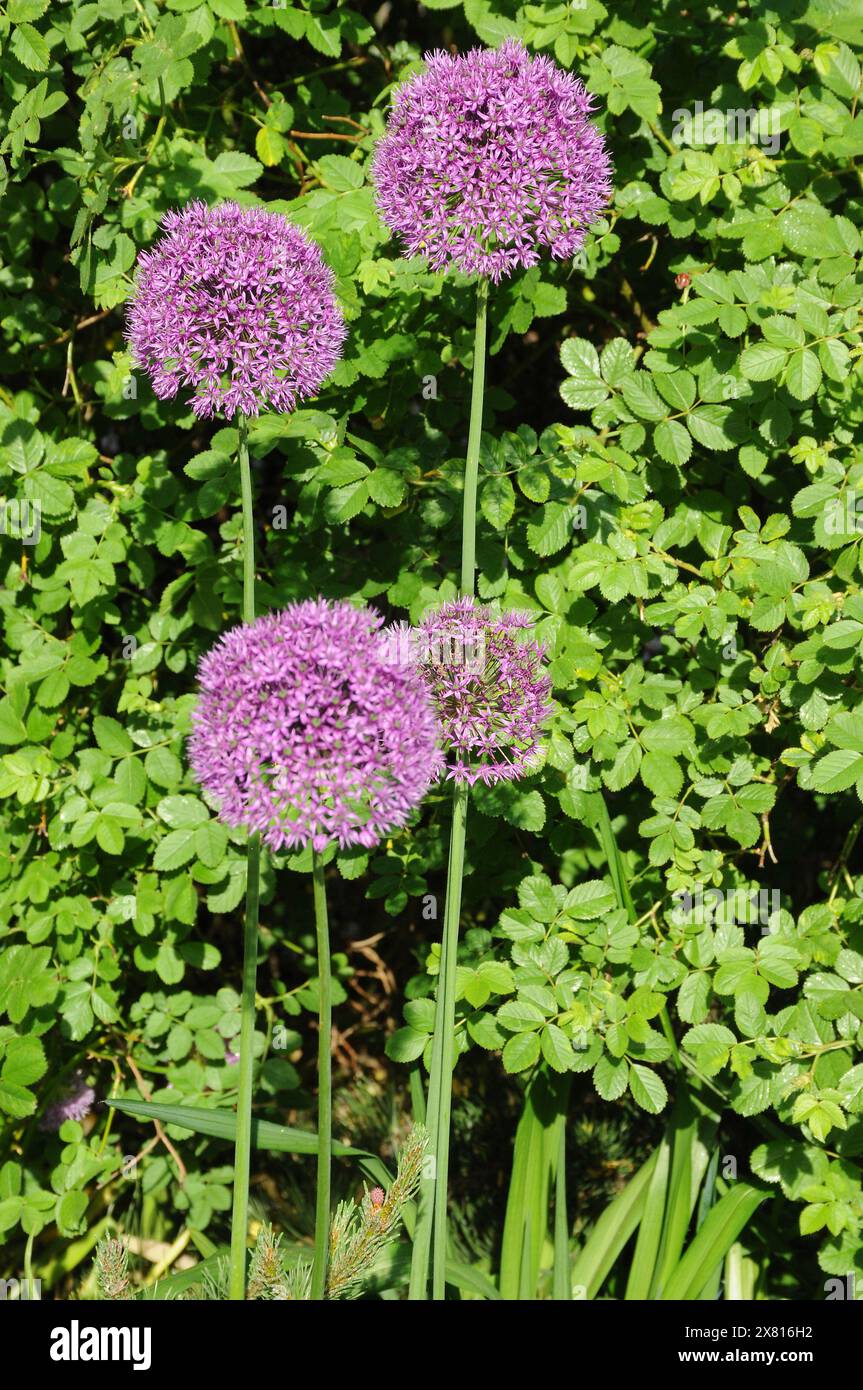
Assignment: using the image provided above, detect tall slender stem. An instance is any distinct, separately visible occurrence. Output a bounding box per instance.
[460,277,489,595]
[229,413,262,1301]
[553,1109,570,1300]
[409,278,488,1301]
[310,848,332,1299]
[431,781,469,1299]
[407,911,449,1299]
[238,413,256,627]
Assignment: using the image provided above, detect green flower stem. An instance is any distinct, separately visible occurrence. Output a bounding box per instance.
[310,847,332,1300]
[407,929,448,1299]
[553,1112,570,1301]
[409,277,489,1300]
[431,780,469,1300]
[229,412,262,1301]
[460,276,489,595]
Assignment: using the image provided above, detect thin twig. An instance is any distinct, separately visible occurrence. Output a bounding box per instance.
[126,1056,187,1183]
[289,128,364,143]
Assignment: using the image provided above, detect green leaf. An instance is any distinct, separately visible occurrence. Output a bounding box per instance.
[153,828,198,872]
[518,874,558,921]
[502,1031,542,1073]
[11,22,50,70]
[654,419,692,467]
[385,1027,427,1063]
[593,1053,629,1101]
[565,879,618,920]
[661,1183,770,1299]
[526,502,573,556]
[93,716,133,757]
[628,1063,668,1114]
[541,1024,575,1073]
[480,474,516,529]
[0,700,27,746]
[641,751,683,798]
[810,749,863,793]
[740,342,787,380]
[255,126,286,168]
[317,154,364,192]
[620,375,667,422]
[784,348,822,400]
[0,1037,47,1117]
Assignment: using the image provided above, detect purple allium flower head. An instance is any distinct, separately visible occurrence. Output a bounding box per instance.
[40,1072,96,1131]
[189,599,443,853]
[126,201,346,419]
[407,598,553,785]
[372,39,612,283]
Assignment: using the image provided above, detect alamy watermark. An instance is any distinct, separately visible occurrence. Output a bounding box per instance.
[0,497,41,545]
[671,101,781,156]
[380,626,487,673]
[671,887,781,930]
[824,491,863,535]
[0,1276,41,1300]
[50,1320,151,1370]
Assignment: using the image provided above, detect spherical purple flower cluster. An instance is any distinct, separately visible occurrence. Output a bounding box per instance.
[189,599,443,853]
[126,201,346,419]
[372,39,612,282]
[40,1072,96,1132]
[412,597,553,785]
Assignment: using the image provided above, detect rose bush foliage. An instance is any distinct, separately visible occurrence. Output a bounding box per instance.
[1,0,863,1292]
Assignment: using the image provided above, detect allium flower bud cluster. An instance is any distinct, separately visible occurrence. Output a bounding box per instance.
[40,1072,96,1131]
[409,597,553,785]
[126,201,345,419]
[189,600,442,852]
[372,39,612,282]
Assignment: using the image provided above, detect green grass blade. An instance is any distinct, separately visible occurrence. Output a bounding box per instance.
[724,1241,758,1301]
[499,1072,567,1300]
[409,1062,427,1126]
[499,1080,546,1298]
[107,1097,391,1188]
[624,1125,671,1300]
[661,1183,771,1300]
[696,1146,720,1231]
[348,1242,500,1300]
[142,1251,228,1299]
[695,1146,723,1300]
[570,1149,657,1299]
[445,1259,501,1301]
[586,792,636,921]
[518,1211,534,1300]
[650,1093,699,1297]
[552,1114,569,1301]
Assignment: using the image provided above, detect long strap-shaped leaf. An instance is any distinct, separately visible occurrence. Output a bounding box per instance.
[106,1097,392,1189]
[570,1149,658,1299]
[660,1182,771,1300]
[499,1071,568,1299]
[584,791,636,921]
[623,1124,672,1300]
[650,1092,699,1297]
